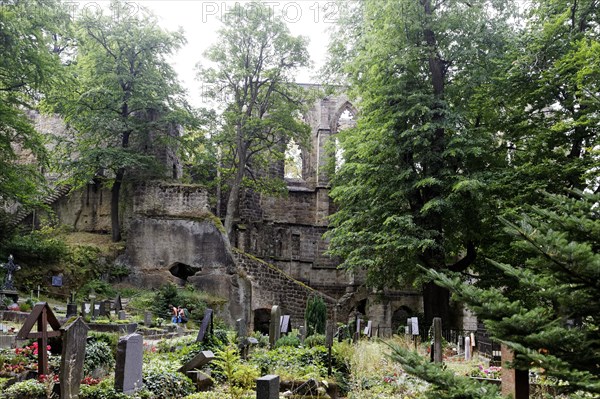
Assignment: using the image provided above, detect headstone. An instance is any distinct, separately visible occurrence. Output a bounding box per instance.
[93,303,101,318]
[433,317,443,363]
[363,320,373,337]
[280,315,291,334]
[196,308,214,342]
[501,344,529,399]
[355,318,362,341]
[82,302,91,318]
[102,300,112,316]
[114,295,123,312]
[299,325,306,343]
[236,318,247,339]
[118,310,127,320]
[144,311,152,326]
[325,321,334,348]
[269,305,281,348]
[465,336,472,360]
[51,275,63,287]
[406,318,412,335]
[66,303,78,318]
[178,350,215,373]
[60,317,89,399]
[410,317,419,336]
[256,374,279,399]
[114,333,144,395]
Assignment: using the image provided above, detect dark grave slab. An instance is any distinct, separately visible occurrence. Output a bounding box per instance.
[115,333,144,394]
[114,295,123,312]
[66,303,78,318]
[118,310,127,320]
[93,303,101,318]
[60,317,89,399]
[196,308,214,342]
[81,302,91,318]
[279,315,291,334]
[256,374,280,399]
[178,350,215,373]
[144,311,152,326]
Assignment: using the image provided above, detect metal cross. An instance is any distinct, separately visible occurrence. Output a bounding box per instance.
[1,255,20,291]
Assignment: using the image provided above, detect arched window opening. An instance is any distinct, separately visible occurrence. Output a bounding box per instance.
[284,139,303,179]
[337,108,355,131]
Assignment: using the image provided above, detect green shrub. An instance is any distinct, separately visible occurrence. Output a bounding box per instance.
[79,378,129,399]
[305,296,327,337]
[84,340,115,375]
[143,366,195,399]
[250,345,328,380]
[0,379,45,399]
[152,284,181,319]
[80,279,116,299]
[304,333,326,348]
[274,334,300,348]
[89,331,119,356]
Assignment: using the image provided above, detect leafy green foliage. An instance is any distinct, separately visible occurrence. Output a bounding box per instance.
[305,296,327,336]
[250,345,328,381]
[142,366,195,399]
[274,334,300,348]
[84,340,115,376]
[303,334,326,349]
[0,379,45,399]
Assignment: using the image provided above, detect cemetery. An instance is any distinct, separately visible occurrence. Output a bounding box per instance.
[1,0,598,398]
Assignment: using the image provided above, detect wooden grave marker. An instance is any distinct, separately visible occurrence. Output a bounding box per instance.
[16,302,62,375]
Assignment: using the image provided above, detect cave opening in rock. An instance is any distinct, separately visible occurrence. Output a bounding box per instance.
[168,262,198,283]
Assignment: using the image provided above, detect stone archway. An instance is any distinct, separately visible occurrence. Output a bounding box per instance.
[391,305,414,335]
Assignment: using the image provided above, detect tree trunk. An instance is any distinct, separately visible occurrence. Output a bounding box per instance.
[111,168,124,242]
[423,281,451,327]
[224,145,246,241]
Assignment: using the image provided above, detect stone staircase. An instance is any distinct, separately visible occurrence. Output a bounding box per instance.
[9,184,72,228]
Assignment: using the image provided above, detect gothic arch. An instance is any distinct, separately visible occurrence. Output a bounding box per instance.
[330,101,358,134]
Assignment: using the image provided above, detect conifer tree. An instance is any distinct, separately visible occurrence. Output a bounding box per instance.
[430,191,600,396]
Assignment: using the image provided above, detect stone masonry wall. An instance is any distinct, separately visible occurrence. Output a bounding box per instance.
[133,182,209,217]
[234,250,338,328]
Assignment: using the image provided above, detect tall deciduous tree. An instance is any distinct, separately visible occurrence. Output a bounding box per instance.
[325,0,516,325]
[0,0,70,222]
[198,2,310,239]
[48,1,194,241]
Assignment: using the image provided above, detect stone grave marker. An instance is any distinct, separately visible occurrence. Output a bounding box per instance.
[16,302,62,375]
[118,310,127,320]
[465,336,472,360]
[280,315,291,335]
[66,302,78,319]
[144,311,152,326]
[501,344,529,399]
[256,374,280,399]
[354,318,362,341]
[326,321,335,376]
[269,305,281,348]
[102,300,112,316]
[196,308,214,342]
[93,303,101,318]
[363,320,373,338]
[82,302,91,318]
[299,325,306,343]
[115,333,144,394]
[433,317,443,363]
[178,350,215,373]
[60,317,89,399]
[237,318,249,358]
[114,295,123,312]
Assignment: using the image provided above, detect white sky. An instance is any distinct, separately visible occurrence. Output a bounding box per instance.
[69,1,341,108]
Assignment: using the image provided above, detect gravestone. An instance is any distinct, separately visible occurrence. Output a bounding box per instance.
[236,318,249,358]
[118,310,127,320]
[465,336,472,360]
[178,350,215,373]
[363,320,373,338]
[280,315,291,334]
[102,300,112,316]
[66,303,78,318]
[115,333,144,394]
[60,317,89,399]
[93,303,101,318]
[82,302,91,318]
[114,295,123,312]
[354,318,362,341]
[326,321,335,376]
[410,317,419,336]
[299,325,306,343]
[196,308,214,342]
[269,305,281,348]
[433,317,443,363]
[501,344,529,399]
[144,311,152,326]
[256,374,279,399]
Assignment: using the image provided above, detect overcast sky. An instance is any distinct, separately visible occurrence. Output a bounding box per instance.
[70,1,341,107]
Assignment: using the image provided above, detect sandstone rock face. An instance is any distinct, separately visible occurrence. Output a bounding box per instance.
[123,215,250,325]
